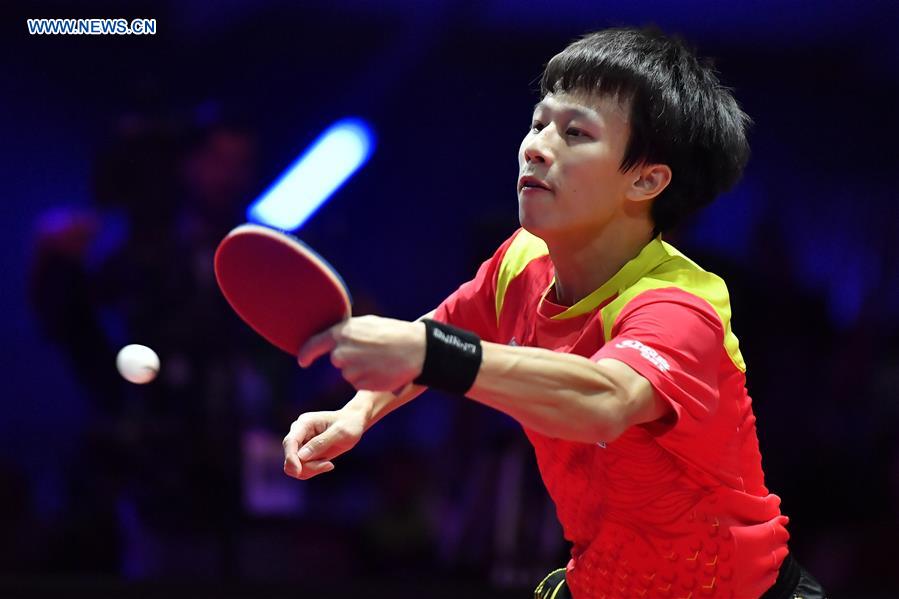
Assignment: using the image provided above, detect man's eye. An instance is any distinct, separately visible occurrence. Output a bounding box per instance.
[567,128,586,137]
[530,121,544,132]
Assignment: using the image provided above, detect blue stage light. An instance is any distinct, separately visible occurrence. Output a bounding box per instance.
[247,118,374,231]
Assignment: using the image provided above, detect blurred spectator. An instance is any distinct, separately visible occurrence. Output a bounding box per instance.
[28,108,297,579]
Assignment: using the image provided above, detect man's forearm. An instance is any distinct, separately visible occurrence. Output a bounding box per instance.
[344,385,426,432]
[342,309,436,431]
[336,311,648,444]
[467,342,626,443]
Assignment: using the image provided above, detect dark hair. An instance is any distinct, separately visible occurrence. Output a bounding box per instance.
[540,27,751,234]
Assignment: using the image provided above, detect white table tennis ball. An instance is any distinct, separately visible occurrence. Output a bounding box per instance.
[116,344,160,384]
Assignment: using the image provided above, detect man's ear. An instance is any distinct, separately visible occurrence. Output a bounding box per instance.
[626,163,672,203]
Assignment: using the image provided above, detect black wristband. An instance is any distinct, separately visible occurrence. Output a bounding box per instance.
[413,319,483,395]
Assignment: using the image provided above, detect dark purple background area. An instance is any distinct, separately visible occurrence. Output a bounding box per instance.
[1,1,897,597]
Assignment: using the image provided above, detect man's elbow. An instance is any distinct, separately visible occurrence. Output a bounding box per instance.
[589,399,627,444]
[586,361,662,444]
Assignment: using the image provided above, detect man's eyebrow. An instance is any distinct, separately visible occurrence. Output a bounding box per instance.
[531,101,599,121]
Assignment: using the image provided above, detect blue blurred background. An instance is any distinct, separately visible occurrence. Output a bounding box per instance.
[1,1,897,597]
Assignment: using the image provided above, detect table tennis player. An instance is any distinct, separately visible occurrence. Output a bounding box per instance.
[283,27,826,598]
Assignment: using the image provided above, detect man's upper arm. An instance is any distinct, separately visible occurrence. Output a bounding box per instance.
[591,288,725,438]
[432,232,520,340]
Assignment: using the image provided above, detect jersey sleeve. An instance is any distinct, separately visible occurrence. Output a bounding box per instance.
[590,287,725,460]
[432,230,521,342]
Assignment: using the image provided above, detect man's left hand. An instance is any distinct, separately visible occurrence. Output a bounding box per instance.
[297,315,426,392]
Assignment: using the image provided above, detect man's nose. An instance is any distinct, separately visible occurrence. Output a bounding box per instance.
[523,131,553,165]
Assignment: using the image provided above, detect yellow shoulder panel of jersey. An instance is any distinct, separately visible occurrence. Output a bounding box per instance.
[494,233,745,373]
[599,239,746,373]
[495,229,548,324]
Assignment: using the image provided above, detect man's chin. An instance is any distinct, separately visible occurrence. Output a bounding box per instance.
[518,217,553,242]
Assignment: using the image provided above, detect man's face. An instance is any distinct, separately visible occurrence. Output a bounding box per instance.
[517,91,635,242]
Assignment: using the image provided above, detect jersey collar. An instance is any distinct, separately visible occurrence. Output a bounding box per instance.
[549,234,670,320]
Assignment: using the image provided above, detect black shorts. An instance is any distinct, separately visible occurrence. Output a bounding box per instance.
[533,568,571,599]
[534,554,827,599]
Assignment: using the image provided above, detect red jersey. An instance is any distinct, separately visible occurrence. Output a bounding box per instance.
[434,228,789,598]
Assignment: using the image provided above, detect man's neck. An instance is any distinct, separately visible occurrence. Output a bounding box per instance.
[544,223,655,306]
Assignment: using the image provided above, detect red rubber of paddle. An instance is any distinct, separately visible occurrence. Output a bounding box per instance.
[214,224,351,356]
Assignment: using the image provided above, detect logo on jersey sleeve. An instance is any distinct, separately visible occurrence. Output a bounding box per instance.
[614,339,671,372]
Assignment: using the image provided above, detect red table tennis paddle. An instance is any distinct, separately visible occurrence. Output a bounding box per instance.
[214,223,352,356]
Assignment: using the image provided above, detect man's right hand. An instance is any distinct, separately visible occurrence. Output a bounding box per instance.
[282,406,367,480]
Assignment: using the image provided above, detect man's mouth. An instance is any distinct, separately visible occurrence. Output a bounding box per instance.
[518,176,551,193]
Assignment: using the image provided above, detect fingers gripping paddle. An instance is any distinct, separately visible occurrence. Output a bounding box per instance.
[214,223,352,356]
